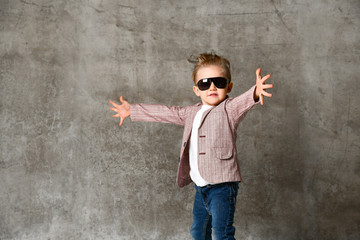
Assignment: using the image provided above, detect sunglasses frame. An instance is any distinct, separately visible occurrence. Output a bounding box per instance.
[196,77,230,91]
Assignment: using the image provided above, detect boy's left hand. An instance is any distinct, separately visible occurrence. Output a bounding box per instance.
[254,68,273,105]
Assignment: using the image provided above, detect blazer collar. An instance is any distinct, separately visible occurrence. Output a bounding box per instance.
[197,95,229,128]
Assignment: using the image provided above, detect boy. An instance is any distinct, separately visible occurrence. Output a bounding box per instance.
[109,53,273,239]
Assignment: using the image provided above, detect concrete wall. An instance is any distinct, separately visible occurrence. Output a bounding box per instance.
[1,0,359,239]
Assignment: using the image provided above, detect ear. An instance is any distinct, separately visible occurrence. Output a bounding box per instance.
[193,86,200,96]
[227,82,233,93]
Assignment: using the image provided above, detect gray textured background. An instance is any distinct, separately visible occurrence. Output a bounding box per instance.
[1,0,359,239]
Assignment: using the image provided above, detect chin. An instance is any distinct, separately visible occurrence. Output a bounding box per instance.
[207,100,221,106]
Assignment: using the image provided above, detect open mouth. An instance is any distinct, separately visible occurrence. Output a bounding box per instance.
[208,93,218,97]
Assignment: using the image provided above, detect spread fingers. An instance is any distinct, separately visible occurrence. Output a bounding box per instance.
[262,84,273,89]
[261,74,271,83]
[110,107,118,112]
[262,91,272,97]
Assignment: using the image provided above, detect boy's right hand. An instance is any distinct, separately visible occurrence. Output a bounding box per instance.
[109,96,130,126]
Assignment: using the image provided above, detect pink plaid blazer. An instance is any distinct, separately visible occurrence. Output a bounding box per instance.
[130,85,257,188]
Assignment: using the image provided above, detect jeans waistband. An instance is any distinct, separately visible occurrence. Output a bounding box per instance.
[197,181,239,189]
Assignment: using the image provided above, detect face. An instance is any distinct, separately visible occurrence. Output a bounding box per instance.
[193,65,233,106]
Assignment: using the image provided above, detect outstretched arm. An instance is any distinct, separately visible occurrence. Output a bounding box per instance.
[226,68,274,127]
[254,68,273,105]
[109,96,130,126]
[129,103,187,126]
[110,96,188,127]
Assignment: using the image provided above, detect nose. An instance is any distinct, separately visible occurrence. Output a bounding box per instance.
[209,82,216,90]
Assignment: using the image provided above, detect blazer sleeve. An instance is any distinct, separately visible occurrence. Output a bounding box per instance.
[130,103,188,126]
[226,85,259,126]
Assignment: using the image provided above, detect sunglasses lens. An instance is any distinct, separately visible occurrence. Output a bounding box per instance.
[197,79,211,90]
[213,77,228,88]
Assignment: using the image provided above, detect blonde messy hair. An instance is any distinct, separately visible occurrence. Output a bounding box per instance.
[188,52,231,84]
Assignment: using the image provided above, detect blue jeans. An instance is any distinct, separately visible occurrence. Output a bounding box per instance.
[190,182,239,240]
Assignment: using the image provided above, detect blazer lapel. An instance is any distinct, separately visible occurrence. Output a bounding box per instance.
[184,104,202,140]
[198,96,228,128]
[198,108,212,129]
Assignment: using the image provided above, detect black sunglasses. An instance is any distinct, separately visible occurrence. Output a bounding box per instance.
[196,77,230,91]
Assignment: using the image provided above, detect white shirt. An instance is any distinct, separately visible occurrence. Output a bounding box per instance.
[189,104,213,187]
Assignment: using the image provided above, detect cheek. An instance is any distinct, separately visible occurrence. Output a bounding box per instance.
[200,91,207,97]
[218,89,227,96]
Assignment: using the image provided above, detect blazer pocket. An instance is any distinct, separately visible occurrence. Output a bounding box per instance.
[213,147,233,160]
